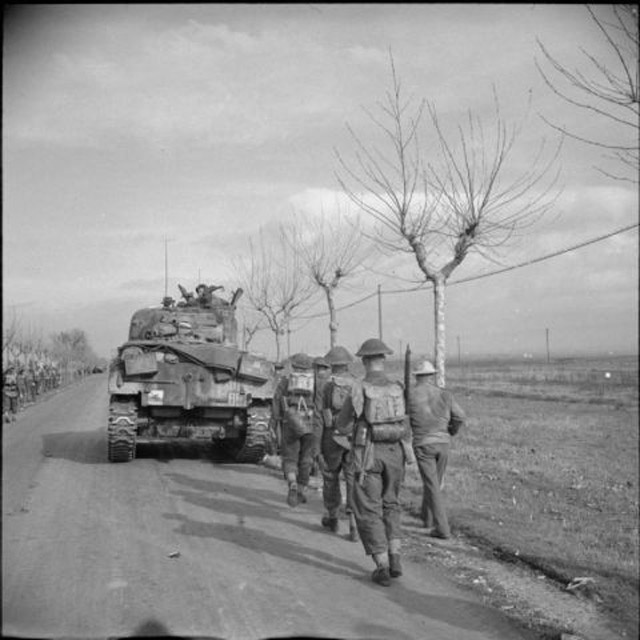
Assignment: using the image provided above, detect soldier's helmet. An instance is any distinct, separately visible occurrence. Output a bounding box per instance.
[324,345,354,366]
[290,352,313,370]
[413,360,436,376]
[196,284,207,293]
[313,356,330,369]
[355,338,393,358]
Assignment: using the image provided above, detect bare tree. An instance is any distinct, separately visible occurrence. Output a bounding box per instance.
[336,60,560,386]
[234,226,315,362]
[536,4,639,182]
[283,205,367,348]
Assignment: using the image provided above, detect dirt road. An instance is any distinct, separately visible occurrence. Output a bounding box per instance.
[3,375,535,640]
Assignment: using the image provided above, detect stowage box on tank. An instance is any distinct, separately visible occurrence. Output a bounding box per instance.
[107,283,276,463]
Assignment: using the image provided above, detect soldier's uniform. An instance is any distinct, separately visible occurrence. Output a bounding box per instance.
[335,338,415,587]
[409,360,466,539]
[319,346,359,540]
[273,353,317,507]
[311,356,331,474]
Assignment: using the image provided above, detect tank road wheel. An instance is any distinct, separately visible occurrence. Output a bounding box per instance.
[235,405,274,464]
[108,396,138,463]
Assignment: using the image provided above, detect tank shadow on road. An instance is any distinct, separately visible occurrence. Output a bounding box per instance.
[39,431,237,465]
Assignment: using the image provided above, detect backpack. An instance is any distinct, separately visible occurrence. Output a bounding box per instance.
[362,381,407,442]
[283,371,314,436]
[329,375,354,412]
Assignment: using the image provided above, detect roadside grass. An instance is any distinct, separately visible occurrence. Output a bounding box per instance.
[396,357,639,637]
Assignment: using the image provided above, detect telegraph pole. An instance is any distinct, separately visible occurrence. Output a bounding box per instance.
[457,335,461,366]
[377,284,383,340]
[546,328,550,364]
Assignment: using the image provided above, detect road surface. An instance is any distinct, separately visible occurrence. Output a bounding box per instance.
[3,375,535,640]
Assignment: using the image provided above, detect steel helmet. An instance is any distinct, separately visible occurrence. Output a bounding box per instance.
[313,356,330,369]
[413,360,436,376]
[290,352,313,370]
[324,345,354,366]
[355,338,393,358]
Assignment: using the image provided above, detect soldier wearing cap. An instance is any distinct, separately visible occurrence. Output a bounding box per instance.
[409,359,466,540]
[273,352,317,507]
[319,345,360,540]
[334,338,415,586]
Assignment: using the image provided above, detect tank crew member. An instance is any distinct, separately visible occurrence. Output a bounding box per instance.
[178,284,197,306]
[196,284,225,308]
[334,338,415,586]
[311,356,331,477]
[320,345,359,541]
[273,352,317,507]
[409,360,466,539]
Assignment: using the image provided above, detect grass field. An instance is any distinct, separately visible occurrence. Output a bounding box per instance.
[391,355,638,637]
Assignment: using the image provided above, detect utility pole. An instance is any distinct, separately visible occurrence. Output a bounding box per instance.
[546,328,550,364]
[377,284,383,340]
[457,335,461,366]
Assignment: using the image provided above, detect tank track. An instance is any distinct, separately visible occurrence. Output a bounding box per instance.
[235,404,274,464]
[108,396,138,463]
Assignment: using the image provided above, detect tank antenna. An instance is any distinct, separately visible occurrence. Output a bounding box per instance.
[164,236,168,298]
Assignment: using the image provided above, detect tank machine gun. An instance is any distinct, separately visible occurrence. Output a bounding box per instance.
[107,283,275,463]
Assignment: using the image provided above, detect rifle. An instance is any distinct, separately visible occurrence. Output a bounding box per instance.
[400,344,416,466]
[404,344,411,407]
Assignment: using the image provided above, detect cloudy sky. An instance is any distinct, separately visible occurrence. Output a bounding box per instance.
[3,4,638,361]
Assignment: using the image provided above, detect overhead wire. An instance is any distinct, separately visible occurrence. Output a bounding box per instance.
[289,222,638,323]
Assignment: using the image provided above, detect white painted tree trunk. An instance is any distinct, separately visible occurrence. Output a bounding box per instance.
[433,275,446,388]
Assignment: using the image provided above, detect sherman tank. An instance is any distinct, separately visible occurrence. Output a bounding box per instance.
[107,283,276,463]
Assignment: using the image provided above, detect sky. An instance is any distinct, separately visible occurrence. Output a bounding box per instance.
[3,4,638,361]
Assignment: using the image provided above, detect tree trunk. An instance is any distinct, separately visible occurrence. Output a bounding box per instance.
[433,274,446,388]
[325,287,338,348]
[274,331,282,363]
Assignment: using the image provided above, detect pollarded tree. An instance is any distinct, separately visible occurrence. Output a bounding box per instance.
[536,4,639,182]
[282,205,368,349]
[336,60,560,387]
[234,226,315,362]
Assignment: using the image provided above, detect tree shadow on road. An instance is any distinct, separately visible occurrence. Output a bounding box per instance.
[164,510,364,580]
[163,471,328,537]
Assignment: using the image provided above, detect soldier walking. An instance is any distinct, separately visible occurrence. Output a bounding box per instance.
[319,345,359,540]
[311,356,331,478]
[408,360,466,539]
[273,353,317,507]
[335,338,415,586]
[3,366,20,421]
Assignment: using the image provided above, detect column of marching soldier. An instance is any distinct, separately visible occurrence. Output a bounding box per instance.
[271,337,466,587]
[2,362,63,423]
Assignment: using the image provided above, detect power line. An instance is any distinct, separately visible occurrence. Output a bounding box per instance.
[290,222,638,322]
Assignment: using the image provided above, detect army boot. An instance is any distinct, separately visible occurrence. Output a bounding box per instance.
[389,554,403,578]
[287,482,299,507]
[297,484,308,504]
[321,511,339,533]
[372,552,391,587]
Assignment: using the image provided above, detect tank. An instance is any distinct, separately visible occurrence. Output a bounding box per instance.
[107,283,276,463]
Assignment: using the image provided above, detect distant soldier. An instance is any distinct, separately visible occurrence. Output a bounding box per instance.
[3,366,19,421]
[408,360,466,539]
[273,353,316,507]
[319,345,359,540]
[16,367,27,410]
[334,338,415,587]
